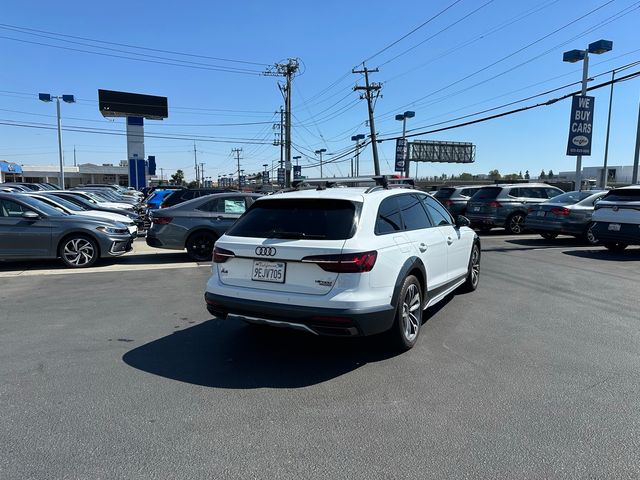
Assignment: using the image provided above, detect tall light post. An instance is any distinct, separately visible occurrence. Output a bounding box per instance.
[39,93,75,189]
[563,39,612,190]
[351,134,365,177]
[315,148,327,178]
[395,111,415,177]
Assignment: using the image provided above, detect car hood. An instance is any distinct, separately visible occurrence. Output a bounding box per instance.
[51,215,127,228]
[73,211,134,224]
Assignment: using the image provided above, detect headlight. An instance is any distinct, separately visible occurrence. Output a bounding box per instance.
[96,226,129,235]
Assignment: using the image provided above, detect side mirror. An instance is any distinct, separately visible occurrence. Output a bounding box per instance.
[22,211,40,220]
[455,215,471,228]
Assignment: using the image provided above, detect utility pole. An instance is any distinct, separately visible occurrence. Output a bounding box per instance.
[200,163,205,187]
[193,141,198,185]
[279,106,284,170]
[632,98,640,184]
[353,65,382,176]
[232,148,243,188]
[160,167,164,184]
[264,59,299,188]
[73,145,77,167]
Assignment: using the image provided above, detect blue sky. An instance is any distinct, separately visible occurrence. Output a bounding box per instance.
[1,0,639,181]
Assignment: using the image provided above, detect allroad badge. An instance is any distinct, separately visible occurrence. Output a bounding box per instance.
[255,246,277,256]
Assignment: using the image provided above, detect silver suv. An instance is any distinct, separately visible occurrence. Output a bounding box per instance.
[466,184,564,234]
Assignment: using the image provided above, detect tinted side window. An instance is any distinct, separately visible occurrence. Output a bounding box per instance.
[218,197,247,214]
[545,188,561,199]
[423,196,453,226]
[375,197,403,235]
[397,194,432,231]
[508,188,521,198]
[197,198,219,212]
[0,199,27,217]
[460,188,478,197]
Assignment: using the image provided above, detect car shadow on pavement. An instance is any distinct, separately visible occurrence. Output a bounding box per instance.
[562,248,640,261]
[0,252,199,272]
[122,318,402,389]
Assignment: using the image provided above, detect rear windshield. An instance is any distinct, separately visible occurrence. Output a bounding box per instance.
[602,189,640,202]
[471,187,501,201]
[226,198,359,240]
[433,188,455,199]
[545,191,594,204]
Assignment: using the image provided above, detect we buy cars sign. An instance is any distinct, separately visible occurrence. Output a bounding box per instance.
[566,95,595,156]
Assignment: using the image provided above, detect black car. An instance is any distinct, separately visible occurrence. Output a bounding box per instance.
[160,188,229,208]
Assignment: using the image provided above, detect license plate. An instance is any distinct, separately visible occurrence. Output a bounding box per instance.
[608,223,621,231]
[537,211,546,217]
[473,207,480,212]
[251,260,286,283]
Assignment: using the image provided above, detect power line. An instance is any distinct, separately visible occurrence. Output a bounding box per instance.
[0,23,269,66]
[0,35,265,76]
[360,0,465,65]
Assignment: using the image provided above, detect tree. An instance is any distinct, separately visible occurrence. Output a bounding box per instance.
[524,170,530,180]
[171,169,185,185]
[518,171,523,180]
[504,173,519,181]
[488,169,501,180]
[539,169,547,180]
[548,170,554,179]
[459,172,473,181]
[186,180,198,188]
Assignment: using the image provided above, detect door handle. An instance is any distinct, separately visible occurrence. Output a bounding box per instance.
[418,243,427,252]
[447,237,454,245]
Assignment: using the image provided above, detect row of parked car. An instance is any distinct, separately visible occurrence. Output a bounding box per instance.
[434,183,640,250]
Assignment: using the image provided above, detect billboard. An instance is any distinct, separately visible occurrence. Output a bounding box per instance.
[566,95,594,156]
[98,89,168,119]
[410,140,475,163]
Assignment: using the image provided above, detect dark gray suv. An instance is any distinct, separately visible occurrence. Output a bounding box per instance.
[432,186,486,216]
[0,193,134,268]
[466,184,564,234]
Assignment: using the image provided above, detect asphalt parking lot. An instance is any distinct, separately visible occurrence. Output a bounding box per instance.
[1,235,639,479]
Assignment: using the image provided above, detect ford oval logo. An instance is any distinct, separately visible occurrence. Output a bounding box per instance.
[255,246,277,256]
[572,135,589,147]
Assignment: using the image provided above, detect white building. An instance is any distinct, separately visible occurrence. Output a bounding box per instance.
[558,165,636,186]
[11,163,131,188]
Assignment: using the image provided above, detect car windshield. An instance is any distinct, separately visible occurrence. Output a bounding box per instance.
[602,189,640,202]
[545,191,595,204]
[227,198,359,240]
[433,188,455,199]
[18,195,67,216]
[42,195,84,211]
[471,187,501,201]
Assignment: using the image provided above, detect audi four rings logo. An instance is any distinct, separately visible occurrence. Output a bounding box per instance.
[255,246,277,256]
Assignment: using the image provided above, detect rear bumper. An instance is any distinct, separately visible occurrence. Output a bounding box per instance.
[465,213,503,227]
[204,292,396,337]
[592,222,640,245]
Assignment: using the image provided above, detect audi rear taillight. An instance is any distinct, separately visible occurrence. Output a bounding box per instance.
[488,201,502,208]
[213,246,235,263]
[550,207,570,216]
[301,250,377,273]
[152,216,173,225]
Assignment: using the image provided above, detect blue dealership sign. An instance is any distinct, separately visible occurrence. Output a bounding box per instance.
[293,165,302,179]
[0,161,22,174]
[567,95,595,156]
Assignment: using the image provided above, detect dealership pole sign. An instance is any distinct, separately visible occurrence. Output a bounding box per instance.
[566,95,594,156]
[395,138,407,172]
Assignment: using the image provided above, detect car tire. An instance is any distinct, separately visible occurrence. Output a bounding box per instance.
[505,212,526,235]
[186,231,217,262]
[583,222,599,245]
[388,275,423,351]
[59,235,99,268]
[540,232,558,240]
[604,242,627,252]
[459,243,481,293]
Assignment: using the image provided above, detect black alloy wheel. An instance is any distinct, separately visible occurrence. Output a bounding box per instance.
[186,231,217,262]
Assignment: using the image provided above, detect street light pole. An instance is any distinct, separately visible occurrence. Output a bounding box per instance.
[351,134,365,177]
[315,149,327,178]
[574,51,590,191]
[395,111,415,177]
[602,70,615,188]
[39,93,75,189]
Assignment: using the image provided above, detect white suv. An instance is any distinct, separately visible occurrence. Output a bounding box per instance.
[204,185,480,350]
[592,185,640,251]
